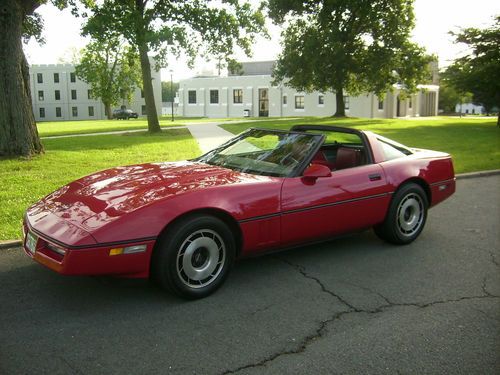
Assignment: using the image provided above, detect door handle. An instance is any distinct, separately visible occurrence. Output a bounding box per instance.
[369,173,381,181]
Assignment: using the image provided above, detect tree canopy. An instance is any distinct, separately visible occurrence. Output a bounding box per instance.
[82,0,266,132]
[444,16,500,124]
[267,0,431,116]
[438,79,472,114]
[75,36,142,119]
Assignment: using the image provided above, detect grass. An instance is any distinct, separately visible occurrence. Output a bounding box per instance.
[0,129,200,240]
[37,116,243,137]
[221,116,500,174]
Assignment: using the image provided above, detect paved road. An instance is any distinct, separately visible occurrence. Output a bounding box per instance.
[1,176,499,374]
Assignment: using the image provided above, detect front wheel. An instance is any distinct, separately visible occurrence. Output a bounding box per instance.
[374,183,428,245]
[151,215,235,299]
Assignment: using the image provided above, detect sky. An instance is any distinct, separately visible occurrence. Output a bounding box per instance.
[24,0,499,82]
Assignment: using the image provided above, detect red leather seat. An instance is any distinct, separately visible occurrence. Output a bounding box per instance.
[311,151,335,170]
[335,147,361,170]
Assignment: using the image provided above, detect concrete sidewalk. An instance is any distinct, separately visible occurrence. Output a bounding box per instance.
[185,123,237,153]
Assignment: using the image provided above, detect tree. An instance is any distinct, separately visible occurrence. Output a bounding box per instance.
[161,81,179,103]
[267,0,431,117]
[0,1,45,157]
[438,79,472,114]
[75,37,142,119]
[0,0,92,157]
[83,0,266,132]
[446,16,500,125]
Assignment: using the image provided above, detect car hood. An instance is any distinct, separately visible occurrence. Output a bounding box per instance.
[27,161,272,237]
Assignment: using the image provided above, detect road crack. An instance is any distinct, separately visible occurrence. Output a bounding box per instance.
[221,259,500,375]
[489,251,500,268]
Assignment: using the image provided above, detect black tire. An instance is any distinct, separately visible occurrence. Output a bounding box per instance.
[151,215,235,299]
[374,183,428,245]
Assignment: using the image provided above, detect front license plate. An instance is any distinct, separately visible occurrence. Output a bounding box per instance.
[26,232,38,254]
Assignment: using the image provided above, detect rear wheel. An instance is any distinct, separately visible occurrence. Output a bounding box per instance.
[374,183,428,245]
[151,215,235,299]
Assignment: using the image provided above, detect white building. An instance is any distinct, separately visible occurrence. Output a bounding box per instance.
[29,63,162,122]
[455,102,484,115]
[179,61,439,119]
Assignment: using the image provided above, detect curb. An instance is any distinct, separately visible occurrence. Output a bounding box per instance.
[1,169,499,249]
[455,169,500,180]
[0,240,22,250]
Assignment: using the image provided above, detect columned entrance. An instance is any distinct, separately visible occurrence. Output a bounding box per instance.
[259,88,269,117]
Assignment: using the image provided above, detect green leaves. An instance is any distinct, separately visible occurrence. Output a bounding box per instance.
[445,16,500,115]
[75,37,142,109]
[270,0,429,115]
[82,0,266,69]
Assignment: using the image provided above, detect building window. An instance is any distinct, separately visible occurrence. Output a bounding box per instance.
[55,90,60,100]
[53,73,59,83]
[56,107,62,118]
[71,89,77,100]
[210,90,219,104]
[70,72,76,83]
[188,90,196,104]
[344,96,350,110]
[283,95,287,105]
[408,97,413,109]
[141,89,144,98]
[37,73,43,83]
[233,89,243,104]
[295,95,304,109]
[88,89,92,100]
[72,106,78,117]
[142,105,147,115]
[39,108,45,118]
[88,106,94,116]
[318,95,324,105]
[38,90,44,101]
[378,98,384,110]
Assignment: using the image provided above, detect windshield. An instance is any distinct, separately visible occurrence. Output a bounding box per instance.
[196,129,323,177]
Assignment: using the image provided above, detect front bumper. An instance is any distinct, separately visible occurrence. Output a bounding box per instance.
[23,222,156,278]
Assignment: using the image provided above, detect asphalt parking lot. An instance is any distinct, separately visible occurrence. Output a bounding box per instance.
[1,175,499,374]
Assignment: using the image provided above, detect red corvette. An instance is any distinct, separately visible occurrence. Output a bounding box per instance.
[23,125,455,298]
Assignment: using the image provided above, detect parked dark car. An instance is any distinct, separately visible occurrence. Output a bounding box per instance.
[112,109,138,120]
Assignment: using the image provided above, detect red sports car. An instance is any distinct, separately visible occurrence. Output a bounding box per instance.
[23,125,455,299]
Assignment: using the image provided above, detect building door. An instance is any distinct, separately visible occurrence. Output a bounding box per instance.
[396,97,401,117]
[259,88,269,117]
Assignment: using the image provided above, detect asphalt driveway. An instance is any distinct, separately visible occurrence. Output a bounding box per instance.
[1,175,499,374]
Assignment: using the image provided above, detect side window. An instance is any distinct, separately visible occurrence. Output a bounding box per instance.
[378,139,409,161]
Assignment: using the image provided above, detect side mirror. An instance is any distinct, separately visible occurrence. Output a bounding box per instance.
[302,164,331,180]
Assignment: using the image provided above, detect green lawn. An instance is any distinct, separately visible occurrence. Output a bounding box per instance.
[0,129,200,240]
[37,116,242,137]
[221,117,500,174]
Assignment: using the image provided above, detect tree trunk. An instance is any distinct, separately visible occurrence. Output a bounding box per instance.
[0,0,43,157]
[137,42,160,132]
[134,1,160,133]
[333,88,346,117]
[104,102,112,119]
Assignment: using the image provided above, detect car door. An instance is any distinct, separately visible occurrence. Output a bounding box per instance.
[280,163,391,246]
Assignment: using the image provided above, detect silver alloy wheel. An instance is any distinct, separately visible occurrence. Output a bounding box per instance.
[176,229,226,289]
[396,193,424,236]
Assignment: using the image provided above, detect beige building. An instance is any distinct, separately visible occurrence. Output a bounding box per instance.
[29,63,162,122]
[179,61,439,119]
